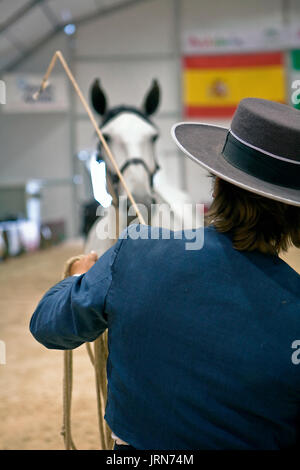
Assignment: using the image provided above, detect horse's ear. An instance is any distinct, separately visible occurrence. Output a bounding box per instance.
[90,78,107,116]
[142,79,160,116]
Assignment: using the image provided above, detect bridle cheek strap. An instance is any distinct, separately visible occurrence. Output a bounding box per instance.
[104,157,160,190]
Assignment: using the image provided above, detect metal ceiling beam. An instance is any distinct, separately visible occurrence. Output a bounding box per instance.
[281,0,291,26]
[2,0,155,73]
[64,0,154,29]
[4,30,28,54]
[39,1,61,28]
[2,26,61,74]
[0,0,45,36]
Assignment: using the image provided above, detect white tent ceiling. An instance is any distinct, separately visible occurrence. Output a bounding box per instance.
[0,0,146,72]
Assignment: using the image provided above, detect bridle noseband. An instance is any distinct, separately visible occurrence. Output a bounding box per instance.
[95,107,160,201]
[105,157,160,190]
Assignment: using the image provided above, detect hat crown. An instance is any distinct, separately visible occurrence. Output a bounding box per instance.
[231,98,300,163]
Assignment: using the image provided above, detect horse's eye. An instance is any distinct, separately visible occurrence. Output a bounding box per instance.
[151,134,159,143]
[102,134,111,144]
[97,134,111,159]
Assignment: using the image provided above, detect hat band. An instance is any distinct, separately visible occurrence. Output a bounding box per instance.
[222,132,300,190]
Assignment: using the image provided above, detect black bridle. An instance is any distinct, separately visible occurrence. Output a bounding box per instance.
[95,106,160,200]
[105,157,160,190]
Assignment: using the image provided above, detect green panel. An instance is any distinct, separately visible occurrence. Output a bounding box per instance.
[290,50,300,70]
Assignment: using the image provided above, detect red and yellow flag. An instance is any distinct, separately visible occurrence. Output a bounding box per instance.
[183,52,286,118]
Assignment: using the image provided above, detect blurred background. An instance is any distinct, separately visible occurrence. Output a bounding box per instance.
[1,0,300,247]
[0,0,300,450]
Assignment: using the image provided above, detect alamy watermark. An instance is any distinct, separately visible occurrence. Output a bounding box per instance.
[291,340,300,365]
[0,80,6,105]
[0,340,6,365]
[94,196,205,250]
[291,80,300,105]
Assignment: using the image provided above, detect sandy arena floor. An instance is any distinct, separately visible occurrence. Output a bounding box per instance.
[0,240,105,450]
[0,240,299,450]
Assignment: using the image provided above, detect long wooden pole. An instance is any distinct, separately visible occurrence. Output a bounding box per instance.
[34,50,146,225]
[36,51,146,450]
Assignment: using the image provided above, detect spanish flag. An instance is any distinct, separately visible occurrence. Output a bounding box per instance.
[184,52,286,118]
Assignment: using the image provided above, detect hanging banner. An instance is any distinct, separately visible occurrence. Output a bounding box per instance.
[183,51,286,118]
[183,26,300,55]
[2,73,68,113]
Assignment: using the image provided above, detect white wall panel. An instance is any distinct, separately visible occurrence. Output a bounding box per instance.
[152,116,181,188]
[0,112,75,236]
[75,58,179,115]
[184,158,214,205]
[0,36,20,70]
[76,119,99,154]
[13,33,69,74]
[0,33,77,237]
[0,114,71,182]
[40,185,74,228]
[0,0,29,23]
[288,0,300,25]
[155,115,216,204]
[181,0,282,32]
[0,0,290,236]
[181,0,283,205]
[47,0,98,22]
[11,8,53,48]
[76,0,175,56]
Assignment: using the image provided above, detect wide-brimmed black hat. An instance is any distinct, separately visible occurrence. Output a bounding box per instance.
[172,98,300,206]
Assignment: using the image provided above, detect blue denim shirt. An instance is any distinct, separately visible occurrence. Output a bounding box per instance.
[30,224,300,449]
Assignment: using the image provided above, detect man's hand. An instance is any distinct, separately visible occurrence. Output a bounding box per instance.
[70,252,98,276]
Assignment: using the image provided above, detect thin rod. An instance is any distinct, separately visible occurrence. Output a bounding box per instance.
[34,50,146,225]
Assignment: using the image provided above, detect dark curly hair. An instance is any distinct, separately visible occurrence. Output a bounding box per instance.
[205,176,300,255]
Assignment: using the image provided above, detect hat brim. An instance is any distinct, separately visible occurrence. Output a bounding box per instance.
[171,122,300,207]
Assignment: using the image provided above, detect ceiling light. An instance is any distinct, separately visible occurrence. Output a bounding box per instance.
[64,24,76,36]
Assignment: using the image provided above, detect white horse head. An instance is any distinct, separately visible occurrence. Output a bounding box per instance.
[90,79,161,212]
[85,79,201,256]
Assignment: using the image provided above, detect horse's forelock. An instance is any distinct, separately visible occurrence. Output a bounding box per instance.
[101,106,157,130]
